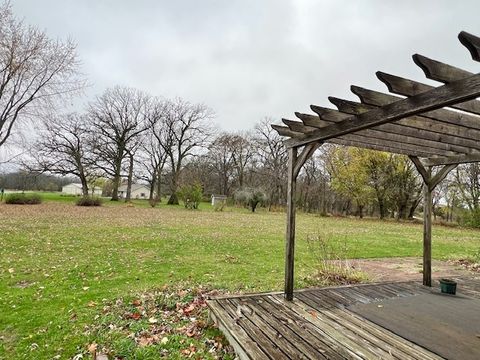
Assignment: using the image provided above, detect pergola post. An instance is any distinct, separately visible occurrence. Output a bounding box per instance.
[284,147,298,301]
[284,143,322,301]
[410,156,457,286]
[423,166,433,286]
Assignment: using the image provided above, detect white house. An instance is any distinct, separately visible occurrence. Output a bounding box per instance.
[118,184,150,199]
[62,183,102,196]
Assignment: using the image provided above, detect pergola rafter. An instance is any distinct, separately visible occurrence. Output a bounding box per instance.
[273,31,480,301]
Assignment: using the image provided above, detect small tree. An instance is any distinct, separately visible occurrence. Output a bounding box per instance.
[235,188,267,212]
[177,183,203,209]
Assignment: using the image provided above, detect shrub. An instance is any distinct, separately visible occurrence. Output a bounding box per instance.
[76,196,102,207]
[5,193,42,205]
[234,188,267,212]
[177,184,203,209]
[304,233,366,286]
[459,208,480,228]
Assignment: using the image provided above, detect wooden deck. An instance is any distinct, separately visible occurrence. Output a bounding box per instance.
[207,277,480,359]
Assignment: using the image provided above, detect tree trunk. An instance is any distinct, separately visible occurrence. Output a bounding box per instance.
[125,153,134,202]
[408,198,421,219]
[79,173,89,197]
[357,204,364,219]
[155,169,162,202]
[148,178,155,201]
[111,174,120,201]
[379,201,385,219]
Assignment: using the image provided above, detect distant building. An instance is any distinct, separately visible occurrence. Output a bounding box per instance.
[211,194,227,206]
[118,184,150,199]
[62,183,102,196]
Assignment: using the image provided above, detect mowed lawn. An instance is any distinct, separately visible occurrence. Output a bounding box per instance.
[1,199,479,359]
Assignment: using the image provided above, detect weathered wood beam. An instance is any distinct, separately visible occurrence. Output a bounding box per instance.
[293,142,322,178]
[285,147,297,301]
[286,116,454,157]
[282,118,317,133]
[273,124,433,157]
[409,158,457,287]
[459,31,480,62]
[409,159,433,287]
[329,97,480,152]
[413,54,472,83]
[423,169,433,287]
[334,136,433,157]
[285,72,480,148]
[424,153,480,167]
[409,156,429,184]
[377,71,480,116]
[430,164,457,191]
[271,124,304,139]
[352,85,480,132]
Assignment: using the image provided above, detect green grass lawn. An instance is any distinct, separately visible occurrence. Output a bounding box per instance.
[0,197,479,359]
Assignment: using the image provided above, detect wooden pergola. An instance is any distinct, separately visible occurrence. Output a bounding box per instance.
[273,31,480,301]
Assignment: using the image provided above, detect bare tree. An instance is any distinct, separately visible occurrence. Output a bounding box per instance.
[207,133,236,195]
[88,86,149,201]
[159,98,214,205]
[229,132,254,189]
[453,163,480,212]
[0,2,84,148]
[136,136,167,201]
[253,118,288,208]
[31,113,93,196]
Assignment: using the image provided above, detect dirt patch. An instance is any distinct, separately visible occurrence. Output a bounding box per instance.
[350,257,475,282]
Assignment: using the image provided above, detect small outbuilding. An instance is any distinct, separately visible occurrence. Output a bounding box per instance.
[118,184,150,199]
[62,183,102,196]
[211,194,227,206]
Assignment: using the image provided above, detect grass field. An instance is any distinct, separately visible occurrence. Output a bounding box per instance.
[0,194,479,359]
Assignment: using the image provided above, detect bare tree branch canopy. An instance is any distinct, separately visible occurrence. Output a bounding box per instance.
[0,2,84,147]
[32,112,93,196]
[159,98,214,205]
[88,86,150,201]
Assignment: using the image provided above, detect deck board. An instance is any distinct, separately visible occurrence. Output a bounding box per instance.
[208,277,480,359]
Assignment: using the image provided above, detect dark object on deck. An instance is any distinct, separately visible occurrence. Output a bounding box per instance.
[439,278,457,294]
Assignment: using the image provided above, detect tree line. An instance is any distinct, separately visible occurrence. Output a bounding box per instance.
[1,1,479,225]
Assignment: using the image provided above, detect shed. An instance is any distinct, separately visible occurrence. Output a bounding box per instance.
[118,184,149,199]
[211,194,227,206]
[62,183,102,196]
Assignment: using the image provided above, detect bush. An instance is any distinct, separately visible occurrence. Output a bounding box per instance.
[4,193,42,205]
[459,209,480,228]
[234,188,267,212]
[304,233,366,286]
[76,196,102,207]
[177,184,203,209]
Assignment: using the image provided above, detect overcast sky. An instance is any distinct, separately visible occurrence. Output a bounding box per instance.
[11,0,480,131]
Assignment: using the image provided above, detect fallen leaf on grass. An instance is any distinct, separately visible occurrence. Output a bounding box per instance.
[126,312,141,320]
[87,343,97,354]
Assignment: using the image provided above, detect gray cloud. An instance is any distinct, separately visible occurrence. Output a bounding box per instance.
[11,0,480,131]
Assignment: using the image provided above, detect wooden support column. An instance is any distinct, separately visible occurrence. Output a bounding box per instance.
[284,147,298,301]
[285,142,322,301]
[422,166,433,287]
[410,157,457,287]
